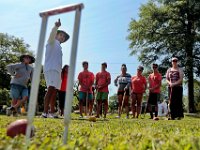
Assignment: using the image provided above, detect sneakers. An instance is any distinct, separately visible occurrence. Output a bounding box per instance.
[6,107,18,116]
[6,108,12,116]
[48,113,58,118]
[41,112,48,118]
[41,113,58,118]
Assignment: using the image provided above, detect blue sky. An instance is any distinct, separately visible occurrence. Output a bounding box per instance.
[0,0,148,96]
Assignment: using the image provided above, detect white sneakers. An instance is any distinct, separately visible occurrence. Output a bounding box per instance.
[41,112,58,118]
[48,113,58,118]
[41,112,48,118]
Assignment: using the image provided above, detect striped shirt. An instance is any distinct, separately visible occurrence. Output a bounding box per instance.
[114,73,131,92]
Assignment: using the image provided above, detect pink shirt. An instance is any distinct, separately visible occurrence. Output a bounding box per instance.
[148,72,162,93]
[131,75,147,94]
[78,70,94,93]
[96,71,111,92]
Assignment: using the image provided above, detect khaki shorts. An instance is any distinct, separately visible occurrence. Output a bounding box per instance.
[44,70,61,89]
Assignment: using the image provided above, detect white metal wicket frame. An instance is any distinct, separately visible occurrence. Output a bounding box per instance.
[25,3,84,145]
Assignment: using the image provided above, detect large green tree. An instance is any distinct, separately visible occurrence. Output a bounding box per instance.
[128,0,200,113]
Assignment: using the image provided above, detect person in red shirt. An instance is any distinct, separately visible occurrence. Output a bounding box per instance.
[58,65,69,116]
[147,63,162,119]
[131,66,147,118]
[78,61,94,117]
[95,62,111,118]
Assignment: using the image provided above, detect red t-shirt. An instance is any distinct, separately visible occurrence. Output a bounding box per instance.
[78,70,94,93]
[131,75,147,93]
[60,73,68,91]
[148,72,162,93]
[96,71,111,92]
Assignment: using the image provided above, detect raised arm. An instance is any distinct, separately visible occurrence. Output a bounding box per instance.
[48,19,61,44]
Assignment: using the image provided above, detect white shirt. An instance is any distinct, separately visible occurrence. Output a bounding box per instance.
[44,26,63,73]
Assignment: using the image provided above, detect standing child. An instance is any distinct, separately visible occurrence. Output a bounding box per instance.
[78,61,94,117]
[6,54,35,116]
[58,65,69,116]
[95,62,111,118]
[41,19,70,118]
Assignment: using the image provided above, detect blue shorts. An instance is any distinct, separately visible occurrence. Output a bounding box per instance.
[10,84,28,100]
[78,91,93,101]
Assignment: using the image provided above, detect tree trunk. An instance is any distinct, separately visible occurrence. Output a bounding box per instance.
[185,4,196,113]
[187,57,195,113]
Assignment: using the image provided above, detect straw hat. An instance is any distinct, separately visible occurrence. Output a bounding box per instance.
[20,54,35,64]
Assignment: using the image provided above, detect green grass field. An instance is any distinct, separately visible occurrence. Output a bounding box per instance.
[0,114,200,150]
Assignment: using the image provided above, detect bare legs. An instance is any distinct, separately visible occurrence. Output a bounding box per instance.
[131,93,143,118]
[96,100,108,118]
[118,94,129,118]
[44,86,57,114]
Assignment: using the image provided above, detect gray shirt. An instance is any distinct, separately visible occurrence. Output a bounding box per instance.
[7,63,33,88]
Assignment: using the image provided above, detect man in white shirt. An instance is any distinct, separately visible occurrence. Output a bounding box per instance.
[41,19,70,118]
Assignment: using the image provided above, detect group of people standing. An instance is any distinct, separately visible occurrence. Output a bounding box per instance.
[113,58,184,120]
[6,19,184,120]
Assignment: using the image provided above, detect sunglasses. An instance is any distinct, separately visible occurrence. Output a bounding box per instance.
[137,69,142,71]
[172,60,178,62]
[153,66,157,69]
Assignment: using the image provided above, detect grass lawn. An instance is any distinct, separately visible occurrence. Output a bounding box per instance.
[0,114,199,150]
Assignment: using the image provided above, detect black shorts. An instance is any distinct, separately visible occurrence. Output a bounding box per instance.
[148,93,160,105]
[117,90,130,96]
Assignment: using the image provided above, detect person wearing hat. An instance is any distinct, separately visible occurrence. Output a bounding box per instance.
[114,64,131,118]
[131,66,147,118]
[147,63,162,119]
[166,57,184,120]
[42,19,70,118]
[78,61,95,117]
[6,54,35,116]
[95,62,111,118]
